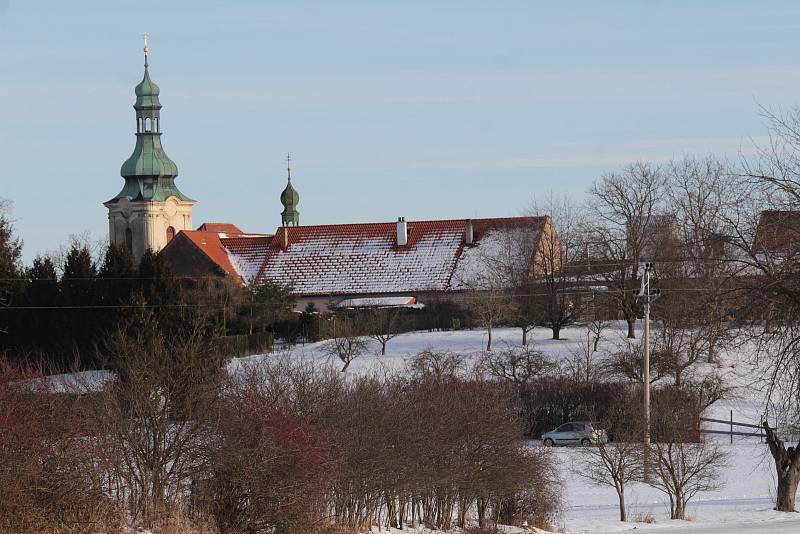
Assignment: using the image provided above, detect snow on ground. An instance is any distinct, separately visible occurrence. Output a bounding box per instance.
[232,323,800,533]
[555,442,791,533]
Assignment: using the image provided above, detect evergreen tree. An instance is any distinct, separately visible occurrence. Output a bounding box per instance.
[96,244,136,334]
[0,200,23,351]
[138,249,180,306]
[248,280,295,334]
[59,243,97,362]
[16,256,60,356]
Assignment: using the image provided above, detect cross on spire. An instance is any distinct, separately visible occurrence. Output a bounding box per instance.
[287,152,292,182]
[143,32,150,68]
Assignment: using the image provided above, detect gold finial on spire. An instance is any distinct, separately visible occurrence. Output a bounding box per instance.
[287,152,292,182]
[143,32,150,68]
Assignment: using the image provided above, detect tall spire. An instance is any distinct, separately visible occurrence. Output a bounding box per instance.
[287,152,292,182]
[108,35,193,204]
[143,31,149,69]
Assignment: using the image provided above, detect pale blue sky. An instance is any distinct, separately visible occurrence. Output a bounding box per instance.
[2,1,800,261]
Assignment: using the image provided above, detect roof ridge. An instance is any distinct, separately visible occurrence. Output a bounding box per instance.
[265,215,546,232]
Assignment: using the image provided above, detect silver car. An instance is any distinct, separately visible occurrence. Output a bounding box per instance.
[541,421,608,446]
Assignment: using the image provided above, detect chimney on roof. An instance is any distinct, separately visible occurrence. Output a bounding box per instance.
[396,217,408,246]
[465,219,474,245]
[280,226,289,250]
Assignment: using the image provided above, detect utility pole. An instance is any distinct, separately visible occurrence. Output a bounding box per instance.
[635,262,660,445]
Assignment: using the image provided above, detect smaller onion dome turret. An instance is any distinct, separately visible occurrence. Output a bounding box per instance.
[281,153,300,227]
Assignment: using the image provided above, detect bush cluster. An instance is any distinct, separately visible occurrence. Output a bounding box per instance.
[0,349,559,533]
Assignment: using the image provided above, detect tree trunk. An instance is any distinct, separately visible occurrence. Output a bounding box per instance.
[486,322,493,351]
[381,341,387,356]
[626,319,636,339]
[764,422,800,511]
[522,327,528,346]
[552,325,561,340]
[777,476,800,512]
[593,334,600,352]
[707,347,717,364]
[617,487,626,521]
[673,497,686,520]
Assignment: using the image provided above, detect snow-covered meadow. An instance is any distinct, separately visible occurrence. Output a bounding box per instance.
[230,323,800,533]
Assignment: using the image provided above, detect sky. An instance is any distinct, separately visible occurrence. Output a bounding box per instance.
[2,1,800,262]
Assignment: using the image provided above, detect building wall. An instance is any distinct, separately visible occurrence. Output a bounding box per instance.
[106,196,195,261]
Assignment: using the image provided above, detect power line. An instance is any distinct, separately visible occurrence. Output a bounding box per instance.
[0,286,745,311]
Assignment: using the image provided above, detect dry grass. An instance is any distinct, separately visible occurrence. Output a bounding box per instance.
[633,511,656,524]
[152,506,218,534]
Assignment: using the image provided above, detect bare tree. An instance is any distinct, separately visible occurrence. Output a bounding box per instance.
[409,349,464,380]
[587,317,610,353]
[645,440,727,520]
[362,307,404,356]
[322,315,369,372]
[587,163,667,338]
[603,338,669,384]
[528,193,589,340]
[477,346,552,386]
[575,396,643,522]
[763,422,800,511]
[666,155,733,281]
[470,289,515,351]
[644,395,728,521]
[721,109,800,512]
[94,309,225,528]
[652,298,728,386]
[564,333,603,383]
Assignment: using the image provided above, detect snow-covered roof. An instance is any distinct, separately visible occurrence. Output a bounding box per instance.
[255,217,547,296]
[334,296,422,309]
[168,217,547,295]
[450,226,542,290]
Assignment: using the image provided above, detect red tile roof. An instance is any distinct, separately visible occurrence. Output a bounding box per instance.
[177,228,272,284]
[180,231,240,279]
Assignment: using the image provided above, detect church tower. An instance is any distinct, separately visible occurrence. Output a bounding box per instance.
[280,153,300,226]
[104,34,196,261]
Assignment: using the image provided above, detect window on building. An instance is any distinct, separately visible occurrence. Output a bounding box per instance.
[166,226,175,243]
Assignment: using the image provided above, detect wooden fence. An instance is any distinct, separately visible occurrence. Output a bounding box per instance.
[699,411,771,443]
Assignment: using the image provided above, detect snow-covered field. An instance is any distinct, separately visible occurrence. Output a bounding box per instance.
[231,323,800,533]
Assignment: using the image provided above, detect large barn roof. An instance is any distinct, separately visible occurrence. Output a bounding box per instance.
[167,216,548,295]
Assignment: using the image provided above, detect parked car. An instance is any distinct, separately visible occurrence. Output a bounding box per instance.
[541,421,609,446]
